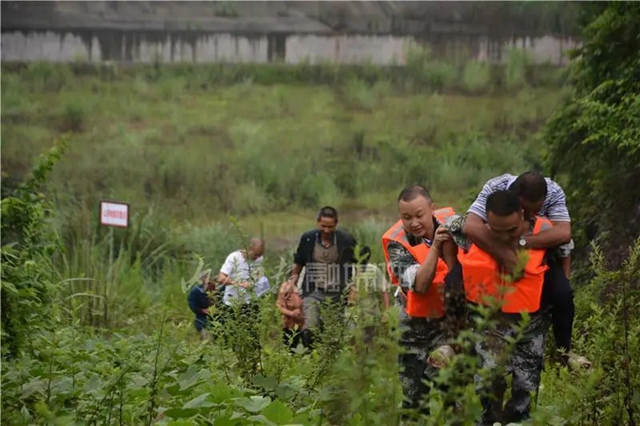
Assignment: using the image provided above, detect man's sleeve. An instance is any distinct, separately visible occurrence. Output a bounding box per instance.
[545,182,571,222]
[386,241,419,292]
[220,252,237,276]
[293,235,307,266]
[467,178,498,221]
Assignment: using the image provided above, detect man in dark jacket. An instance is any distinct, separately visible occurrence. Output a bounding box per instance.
[288,206,357,348]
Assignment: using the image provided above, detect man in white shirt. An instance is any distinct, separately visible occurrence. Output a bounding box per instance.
[217,238,270,307]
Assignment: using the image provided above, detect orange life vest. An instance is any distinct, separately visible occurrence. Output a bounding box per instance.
[381,207,456,318]
[459,216,551,314]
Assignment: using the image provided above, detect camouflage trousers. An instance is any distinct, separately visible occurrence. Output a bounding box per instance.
[398,312,448,412]
[474,308,551,425]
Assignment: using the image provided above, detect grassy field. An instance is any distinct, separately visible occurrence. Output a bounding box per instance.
[1,62,569,311]
[2,63,565,240]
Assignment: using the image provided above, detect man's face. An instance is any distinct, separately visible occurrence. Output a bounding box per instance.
[487,210,524,245]
[520,197,544,220]
[399,196,434,238]
[317,216,337,237]
[249,244,265,261]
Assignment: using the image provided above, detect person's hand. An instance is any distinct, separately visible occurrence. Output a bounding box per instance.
[202,309,210,316]
[294,309,304,319]
[433,226,452,250]
[238,281,252,289]
[494,245,518,276]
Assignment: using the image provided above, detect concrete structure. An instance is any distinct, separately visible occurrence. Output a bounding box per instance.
[1,1,581,65]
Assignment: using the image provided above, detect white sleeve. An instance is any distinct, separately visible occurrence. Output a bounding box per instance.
[220,252,239,277]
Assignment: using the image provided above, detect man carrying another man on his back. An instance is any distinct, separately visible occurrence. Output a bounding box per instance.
[460,172,588,365]
[455,190,554,424]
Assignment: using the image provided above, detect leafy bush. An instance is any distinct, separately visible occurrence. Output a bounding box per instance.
[1,137,67,357]
[544,1,640,261]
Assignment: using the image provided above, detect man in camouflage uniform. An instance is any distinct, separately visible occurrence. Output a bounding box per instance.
[448,190,553,424]
[474,310,551,424]
[383,186,458,413]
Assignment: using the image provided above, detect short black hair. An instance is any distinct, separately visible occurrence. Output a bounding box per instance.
[398,185,432,203]
[509,171,547,203]
[358,245,372,264]
[486,190,522,217]
[317,206,338,221]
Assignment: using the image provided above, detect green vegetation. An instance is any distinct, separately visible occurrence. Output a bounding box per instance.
[2,59,565,231]
[544,1,640,262]
[2,3,639,424]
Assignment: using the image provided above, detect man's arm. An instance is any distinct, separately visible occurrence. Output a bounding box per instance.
[387,239,445,295]
[442,239,458,271]
[290,234,308,281]
[526,182,572,248]
[463,213,518,272]
[524,221,571,249]
[290,263,303,283]
[414,227,452,294]
[216,271,232,287]
[386,242,419,293]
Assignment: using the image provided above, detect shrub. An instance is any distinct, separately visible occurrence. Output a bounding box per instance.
[463,60,492,93]
[1,137,67,357]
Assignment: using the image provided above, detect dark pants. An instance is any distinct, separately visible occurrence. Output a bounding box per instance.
[541,259,574,353]
[302,290,345,350]
[398,315,448,414]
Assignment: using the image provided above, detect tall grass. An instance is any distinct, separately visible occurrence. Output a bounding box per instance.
[2,63,563,224]
[463,60,492,93]
[505,48,531,90]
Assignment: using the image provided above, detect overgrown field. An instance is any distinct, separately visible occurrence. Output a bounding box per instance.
[2,58,563,224]
[2,11,639,423]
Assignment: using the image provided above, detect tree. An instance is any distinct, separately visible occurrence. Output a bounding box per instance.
[544,2,640,263]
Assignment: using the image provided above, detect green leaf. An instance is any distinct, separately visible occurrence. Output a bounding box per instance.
[261,401,293,425]
[254,374,278,392]
[247,414,276,426]
[178,364,202,391]
[235,395,271,413]
[182,392,214,409]
[83,374,101,394]
[210,382,242,403]
[21,378,46,398]
[163,408,199,419]
[213,416,242,426]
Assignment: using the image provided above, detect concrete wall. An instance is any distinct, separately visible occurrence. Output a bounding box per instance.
[1,30,579,65]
